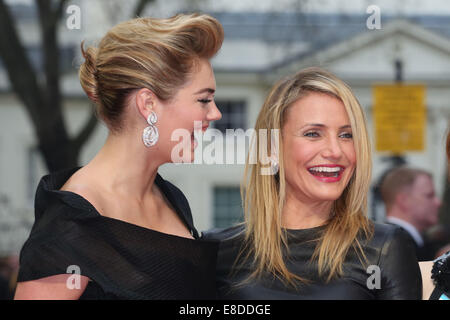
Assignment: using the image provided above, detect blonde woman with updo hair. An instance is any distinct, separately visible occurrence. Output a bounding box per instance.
[203,67,422,299]
[14,13,223,300]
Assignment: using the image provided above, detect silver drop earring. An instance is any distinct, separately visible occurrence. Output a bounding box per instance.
[142,111,159,147]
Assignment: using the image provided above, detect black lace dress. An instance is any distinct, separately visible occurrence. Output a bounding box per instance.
[17,168,218,300]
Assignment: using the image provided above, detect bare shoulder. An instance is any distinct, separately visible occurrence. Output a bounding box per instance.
[14,274,90,300]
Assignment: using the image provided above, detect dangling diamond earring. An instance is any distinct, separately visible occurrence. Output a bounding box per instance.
[142,111,159,147]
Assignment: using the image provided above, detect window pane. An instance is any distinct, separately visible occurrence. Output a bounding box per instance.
[213,186,244,228]
[214,100,247,133]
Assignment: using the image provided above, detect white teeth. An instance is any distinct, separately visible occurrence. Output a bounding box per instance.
[309,166,342,173]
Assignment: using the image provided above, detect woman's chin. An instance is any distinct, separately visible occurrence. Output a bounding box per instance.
[308,187,346,202]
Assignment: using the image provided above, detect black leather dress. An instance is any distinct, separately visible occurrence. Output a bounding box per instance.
[202,223,422,300]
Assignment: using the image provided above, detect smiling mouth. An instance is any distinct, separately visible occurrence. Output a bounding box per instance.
[308,166,345,179]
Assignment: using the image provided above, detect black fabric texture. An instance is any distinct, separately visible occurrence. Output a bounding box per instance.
[384,221,436,261]
[202,222,422,300]
[17,167,218,300]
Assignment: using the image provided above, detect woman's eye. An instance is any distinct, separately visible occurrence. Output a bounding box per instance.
[339,132,353,139]
[198,98,212,104]
[304,131,319,137]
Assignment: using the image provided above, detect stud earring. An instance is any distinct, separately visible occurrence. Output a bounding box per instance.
[142,111,159,147]
[270,158,279,175]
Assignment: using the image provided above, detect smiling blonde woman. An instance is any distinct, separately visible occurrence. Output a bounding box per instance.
[203,67,422,299]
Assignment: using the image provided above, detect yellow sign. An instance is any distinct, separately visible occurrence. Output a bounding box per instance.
[373,84,426,153]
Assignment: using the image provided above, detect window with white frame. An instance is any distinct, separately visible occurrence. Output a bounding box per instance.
[213,100,247,133]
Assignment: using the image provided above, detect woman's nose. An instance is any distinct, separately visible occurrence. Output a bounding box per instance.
[207,101,222,121]
[322,137,343,159]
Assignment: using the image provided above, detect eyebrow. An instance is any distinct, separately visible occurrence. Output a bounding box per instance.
[301,123,352,129]
[194,88,215,95]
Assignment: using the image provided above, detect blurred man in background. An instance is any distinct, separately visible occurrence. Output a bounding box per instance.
[380,167,442,261]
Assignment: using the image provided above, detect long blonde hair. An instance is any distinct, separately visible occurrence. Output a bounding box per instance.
[240,67,373,285]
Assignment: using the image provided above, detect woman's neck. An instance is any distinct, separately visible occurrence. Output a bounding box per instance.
[281,189,333,230]
[85,132,163,201]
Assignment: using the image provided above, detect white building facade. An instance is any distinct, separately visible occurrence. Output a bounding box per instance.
[1,8,450,254]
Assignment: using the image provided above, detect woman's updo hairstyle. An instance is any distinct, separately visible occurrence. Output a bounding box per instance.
[79,13,224,132]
